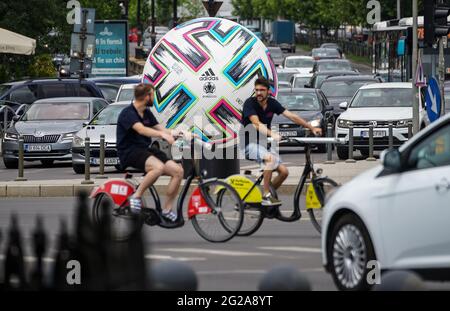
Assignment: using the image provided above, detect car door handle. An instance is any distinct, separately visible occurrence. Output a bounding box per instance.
[435,178,450,193]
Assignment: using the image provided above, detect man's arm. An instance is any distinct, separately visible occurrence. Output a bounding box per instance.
[132,122,174,143]
[282,110,322,136]
[249,115,279,139]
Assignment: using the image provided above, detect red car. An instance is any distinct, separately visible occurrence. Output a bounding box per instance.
[129,27,138,43]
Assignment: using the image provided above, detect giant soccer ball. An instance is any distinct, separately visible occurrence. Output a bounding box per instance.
[143,18,278,147]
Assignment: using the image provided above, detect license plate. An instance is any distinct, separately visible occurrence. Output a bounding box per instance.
[24,144,51,152]
[279,131,297,137]
[361,130,385,138]
[90,157,119,165]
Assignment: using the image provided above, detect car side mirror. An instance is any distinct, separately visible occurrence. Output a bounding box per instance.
[12,115,20,122]
[382,149,402,173]
[339,102,348,109]
[82,122,89,127]
[304,84,310,88]
[325,106,334,112]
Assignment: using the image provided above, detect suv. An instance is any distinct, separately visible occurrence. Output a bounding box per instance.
[0,78,104,105]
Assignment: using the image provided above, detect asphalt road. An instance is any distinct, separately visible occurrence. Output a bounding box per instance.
[0,196,336,291]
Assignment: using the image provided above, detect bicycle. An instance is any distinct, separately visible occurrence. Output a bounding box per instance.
[221,137,345,235]
[90,137,244,243]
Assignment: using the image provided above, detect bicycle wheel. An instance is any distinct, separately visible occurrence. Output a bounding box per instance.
[307,177,339,234]
[92,193,143,241]
[191,180,244,243]
[236,203,265,236]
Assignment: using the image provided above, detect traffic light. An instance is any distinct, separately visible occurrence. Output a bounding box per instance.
[424,0,450,47]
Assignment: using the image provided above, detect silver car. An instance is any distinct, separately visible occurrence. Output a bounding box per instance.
[2,97,108,168]
[71,101,172,174]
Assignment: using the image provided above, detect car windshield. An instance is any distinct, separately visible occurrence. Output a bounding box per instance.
[0,85,12,98]
[278,93,320,111]
[22,102,90,120]
[318,62,352,71]
[117,89,134,102]
[285,58,314,68]
[321,81,374,97]
[294,77,311,88]
[350,88,411,108]
[277,72,296,83]
[90,105,125,125]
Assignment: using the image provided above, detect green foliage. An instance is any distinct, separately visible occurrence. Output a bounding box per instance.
[28,54,57,78]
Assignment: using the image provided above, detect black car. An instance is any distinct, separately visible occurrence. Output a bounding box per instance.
[272,88,334,152]
[0,78,104,105]
[318,75,381,117]
[307,70,360,89]
[312,59,354,73]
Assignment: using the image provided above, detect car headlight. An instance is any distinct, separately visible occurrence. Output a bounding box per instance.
[396,119,411,128]
[337,119,353,128]
[309,119,321,128]
[72,135,85,147]
[4,132,19,141]
[61,132,77,141]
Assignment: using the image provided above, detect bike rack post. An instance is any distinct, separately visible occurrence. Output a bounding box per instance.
[324,123,335,164]
[81,136,94,184]
[96,134,107,179]
[366,124,376,161]
[388,121,394,149]
[15,135,27,181]
[408,121,413,139]
[345,125,356,163]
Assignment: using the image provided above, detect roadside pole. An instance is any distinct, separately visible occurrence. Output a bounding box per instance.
[439,36,447,116]
[412,0,419,135]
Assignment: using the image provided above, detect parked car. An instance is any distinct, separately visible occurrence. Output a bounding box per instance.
[283,56,314,74]
[307,70,359,89]
[312,59,354,73]
[290,73,313,89]
[319,75,381,117]
[72,101,171,174]
[322,112,450,290]
[276,68,298,87]
[320,43,343,57]
[87,76,141,103]
[2,97,108,168]
[272,88,334,152]
[267,46,284,67]
[0,78,104,105]
[335,83,428,159]
[311,48,341,60]
[115,83,138,102]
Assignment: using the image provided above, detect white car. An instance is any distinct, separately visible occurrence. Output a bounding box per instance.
[289,73,313,89]
[71,101,171,174]
[335,83,429,159]
[115,83,138,103]
[283,56,314,74]
[322,113,450,291]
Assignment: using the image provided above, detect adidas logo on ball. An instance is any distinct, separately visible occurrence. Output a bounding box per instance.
[199,68,219,81]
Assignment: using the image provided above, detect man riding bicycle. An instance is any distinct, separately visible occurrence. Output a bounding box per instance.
[240,77,322,207]
[117,83,187,222]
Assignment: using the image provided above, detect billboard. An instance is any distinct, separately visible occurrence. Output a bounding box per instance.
[91,20,128,77]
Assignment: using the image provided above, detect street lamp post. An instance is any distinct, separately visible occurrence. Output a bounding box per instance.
[151,0,156,48]
[137,0,142,46]
[412,0,419,135]
[173,0,178,28]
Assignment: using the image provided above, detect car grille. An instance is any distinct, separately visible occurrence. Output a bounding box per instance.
[23,134,60,143]
[351,121,395,127]
[80,148,118,158]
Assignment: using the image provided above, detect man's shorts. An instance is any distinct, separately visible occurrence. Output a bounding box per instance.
[123,147,169,172]
[243,143,282,170]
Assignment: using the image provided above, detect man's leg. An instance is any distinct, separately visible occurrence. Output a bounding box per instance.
[162,160,184,212]
[262,153,276,195]
[134,156,165,198]
[272,164,289,190]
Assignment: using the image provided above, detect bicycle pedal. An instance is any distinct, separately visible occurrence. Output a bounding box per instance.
[265,206,281,219]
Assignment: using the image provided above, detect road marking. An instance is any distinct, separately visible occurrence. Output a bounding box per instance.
[258,246,322,253]
[196,268,324,275]
[157,248,271,257]
[145,254,206,262]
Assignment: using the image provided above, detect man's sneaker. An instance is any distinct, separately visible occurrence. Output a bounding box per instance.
[261,193,282,207]
[161,210,177,222]
[129,197,143,214]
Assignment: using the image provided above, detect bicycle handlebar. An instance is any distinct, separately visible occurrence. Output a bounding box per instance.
[174,136,215,151]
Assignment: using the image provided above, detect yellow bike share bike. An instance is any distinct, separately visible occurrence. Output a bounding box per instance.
[220,137,345,235]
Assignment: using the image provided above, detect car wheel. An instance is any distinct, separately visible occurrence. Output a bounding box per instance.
[3,158,18,169]
[336,146,349,160]
[41,159,54,167]
[328,213,376,291]
[72,164,85,174]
